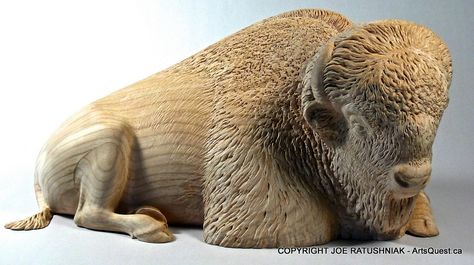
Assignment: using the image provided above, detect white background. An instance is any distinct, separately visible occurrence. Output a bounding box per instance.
[1,1,473,264]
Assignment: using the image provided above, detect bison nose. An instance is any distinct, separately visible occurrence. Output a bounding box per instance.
[391,162,431,199]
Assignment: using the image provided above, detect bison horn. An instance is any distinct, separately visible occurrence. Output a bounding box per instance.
[302,39,347,146]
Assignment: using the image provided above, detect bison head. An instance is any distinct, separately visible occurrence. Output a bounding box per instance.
[302,20,452,240]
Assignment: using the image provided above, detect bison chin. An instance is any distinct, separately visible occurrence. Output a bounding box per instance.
[336,187,418,241]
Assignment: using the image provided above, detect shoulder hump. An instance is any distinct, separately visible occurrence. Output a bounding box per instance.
[265,9,352,32]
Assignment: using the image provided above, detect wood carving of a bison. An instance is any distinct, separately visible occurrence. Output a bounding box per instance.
[5,9,452,248]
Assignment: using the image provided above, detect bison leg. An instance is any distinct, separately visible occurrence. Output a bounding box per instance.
[406,191,439,237]
[73,141,173,243]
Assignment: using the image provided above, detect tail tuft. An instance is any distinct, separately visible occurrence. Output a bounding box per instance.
[4,208,53,230]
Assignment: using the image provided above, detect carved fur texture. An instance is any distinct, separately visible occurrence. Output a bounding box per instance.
[5,9,451,248]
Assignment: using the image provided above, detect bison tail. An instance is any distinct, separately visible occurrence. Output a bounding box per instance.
[5,182,53,230]
[4,207,53,230]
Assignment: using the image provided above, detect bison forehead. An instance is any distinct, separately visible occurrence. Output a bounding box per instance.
[355,49,449,119]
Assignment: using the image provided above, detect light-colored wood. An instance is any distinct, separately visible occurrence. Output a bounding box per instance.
[406,192,439,237]
[5,9,451,247]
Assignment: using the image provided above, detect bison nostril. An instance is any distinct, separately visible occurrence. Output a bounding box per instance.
[392,163,431,199]
[421,177,429,186]
[394,172,411,188]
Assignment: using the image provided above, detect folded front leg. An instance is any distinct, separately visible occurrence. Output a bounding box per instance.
[406,191,439,237]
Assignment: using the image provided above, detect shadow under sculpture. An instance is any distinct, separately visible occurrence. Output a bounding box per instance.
[5,9,452,248]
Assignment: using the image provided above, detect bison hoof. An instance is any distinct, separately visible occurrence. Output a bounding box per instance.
[133,224,174,243]
[407,216,439,237]
[406,192,439,237]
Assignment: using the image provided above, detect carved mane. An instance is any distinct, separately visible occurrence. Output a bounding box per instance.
[265,9,353,32]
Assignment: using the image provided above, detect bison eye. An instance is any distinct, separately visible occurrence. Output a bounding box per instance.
[342,104,373,137]
[350,116,367,136]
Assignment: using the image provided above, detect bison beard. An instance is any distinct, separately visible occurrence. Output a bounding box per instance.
[318,165,416,240]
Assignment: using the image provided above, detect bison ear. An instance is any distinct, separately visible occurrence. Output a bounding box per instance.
[302,40,347,146]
